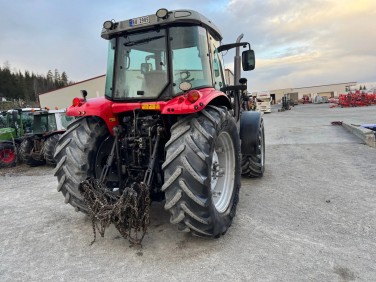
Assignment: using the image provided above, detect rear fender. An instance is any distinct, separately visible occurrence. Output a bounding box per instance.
[0,140,16,148]
[161,88,231,114]
[0,128,16,141]
[239,111,262,155]
[206,95,232,110]
[66,90,232,134]
[67,97,118,135]
[13,137,24,145]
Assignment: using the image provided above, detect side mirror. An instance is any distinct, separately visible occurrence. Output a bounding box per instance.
[141,63,152,74]
[242,49,255,71]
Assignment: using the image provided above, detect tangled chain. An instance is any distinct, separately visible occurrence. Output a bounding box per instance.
[79,178,150,246]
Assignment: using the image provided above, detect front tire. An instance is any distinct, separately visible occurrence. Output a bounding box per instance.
[53,117,110,213]
[162,106,241,238]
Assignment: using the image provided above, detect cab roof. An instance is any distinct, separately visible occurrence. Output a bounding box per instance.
[101,9,222,41]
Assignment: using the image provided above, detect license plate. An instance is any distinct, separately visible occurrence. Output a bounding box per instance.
[129,16,150,27]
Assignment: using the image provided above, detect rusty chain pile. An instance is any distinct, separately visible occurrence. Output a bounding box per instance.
[79,178,150,246]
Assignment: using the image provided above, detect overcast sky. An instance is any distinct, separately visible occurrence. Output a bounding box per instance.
[1,0,375,91]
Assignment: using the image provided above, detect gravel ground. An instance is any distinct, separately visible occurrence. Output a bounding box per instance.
[1,103,375,281]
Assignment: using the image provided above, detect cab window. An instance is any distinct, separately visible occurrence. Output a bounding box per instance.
[210,36,225,90]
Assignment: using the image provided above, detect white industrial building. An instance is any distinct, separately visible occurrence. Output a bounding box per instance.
[39,75,105,109]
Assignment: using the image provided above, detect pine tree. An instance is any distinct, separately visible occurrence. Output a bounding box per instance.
[47,70,53,82]
[61,71,68,86]
[0,63,72,105]
[54,69,60,85]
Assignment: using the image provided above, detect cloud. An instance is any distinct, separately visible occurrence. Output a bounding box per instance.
[222,0,376,89]
[0,1,375,90]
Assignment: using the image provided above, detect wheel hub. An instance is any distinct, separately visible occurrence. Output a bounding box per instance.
[260,127,265,167]
[210,151,220,189]
[210,132,235,213]
[0,148,15,163]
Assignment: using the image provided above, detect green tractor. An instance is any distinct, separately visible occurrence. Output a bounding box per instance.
[19,109,74,166]
[0,108,36,168]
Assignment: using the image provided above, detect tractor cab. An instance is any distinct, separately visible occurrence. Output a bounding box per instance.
[30,109,74,135]
[0,108,35,140]
[19,109,74,167]
[0,111,6,128]
[32,110,58,135]
[101,9,254,101]
[0,108,39,167]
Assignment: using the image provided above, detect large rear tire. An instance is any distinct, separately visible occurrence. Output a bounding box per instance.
[53,117,111,213]
[0,143,17,168]
[241,119,265,177]
[162,106,241,238]
[43,134,62,166]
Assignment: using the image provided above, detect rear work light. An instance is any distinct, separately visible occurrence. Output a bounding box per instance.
[72,97,85,107]
[156,8,169,19]
[103,20,114,30]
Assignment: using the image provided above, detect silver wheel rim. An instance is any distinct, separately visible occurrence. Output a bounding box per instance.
[260,127,265,167]
[211,131,235,213]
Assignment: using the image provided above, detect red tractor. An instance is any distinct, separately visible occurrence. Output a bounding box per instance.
[54,9,265,241]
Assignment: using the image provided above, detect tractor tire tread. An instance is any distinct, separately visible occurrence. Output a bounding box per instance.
[54,116,108,213]
[241,119,265,178]
[43,134,61,166]
[162,106,240,238]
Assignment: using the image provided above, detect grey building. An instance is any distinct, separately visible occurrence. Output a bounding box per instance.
[270,82,357,104]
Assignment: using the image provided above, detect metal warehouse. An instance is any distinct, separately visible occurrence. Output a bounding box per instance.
[270,82,357,104]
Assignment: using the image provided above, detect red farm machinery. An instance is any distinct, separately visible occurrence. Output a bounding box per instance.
[338,90,376,107]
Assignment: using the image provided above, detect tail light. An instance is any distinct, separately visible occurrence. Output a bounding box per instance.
[187,90,201,103]
[72,97,85,107]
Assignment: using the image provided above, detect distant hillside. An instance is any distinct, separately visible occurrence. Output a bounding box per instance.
[0,63,74,110]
